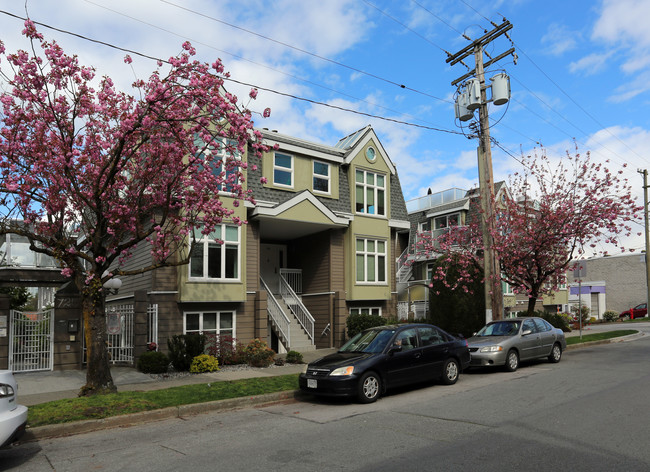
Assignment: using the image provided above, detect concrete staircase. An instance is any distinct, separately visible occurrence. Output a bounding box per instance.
[274,295,315,351]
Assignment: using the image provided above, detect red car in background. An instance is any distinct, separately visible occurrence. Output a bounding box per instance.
[619,303,648,320]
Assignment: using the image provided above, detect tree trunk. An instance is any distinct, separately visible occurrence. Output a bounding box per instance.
[526,297,537,316]
[80,293,116,396]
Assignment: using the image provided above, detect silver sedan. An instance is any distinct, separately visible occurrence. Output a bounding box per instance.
[467,317,567,372]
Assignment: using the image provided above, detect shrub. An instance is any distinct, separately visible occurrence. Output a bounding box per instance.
[190,354,220,373]
[205,334,247,365]
[346,313,385,338]
[535,311,572,332]
[137,351,169,374]
[285,350,303,364]
[603,310,619,322]
[167,333,206,372]
[244,338,275,367]
[571,305,591,325]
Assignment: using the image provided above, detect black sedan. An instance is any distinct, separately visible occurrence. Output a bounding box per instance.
[299,323,471,403]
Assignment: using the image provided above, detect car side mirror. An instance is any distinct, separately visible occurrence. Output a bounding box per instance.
[522,329,533,336]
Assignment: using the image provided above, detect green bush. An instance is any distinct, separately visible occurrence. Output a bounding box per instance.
[346,313,385,338]
[285,350,303,364]
[535,311,572,332]
[244,338,275,367]
[603,310,618,322]
[137,351,170,374]
[190,354,220,373]
[167,334,206,372]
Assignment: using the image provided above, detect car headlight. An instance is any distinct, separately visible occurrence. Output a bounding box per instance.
[480,346,504,353]
[301,364,308,374]
[330,366,355,376]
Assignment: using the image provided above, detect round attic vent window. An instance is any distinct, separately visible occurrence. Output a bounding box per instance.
[365,146,376,163]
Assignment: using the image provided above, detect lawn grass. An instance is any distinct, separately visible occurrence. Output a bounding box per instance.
[27,374,299,428]
[565,329,637,345]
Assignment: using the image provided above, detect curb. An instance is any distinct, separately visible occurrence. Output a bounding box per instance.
[565,330,644,350]
[21,390,303,442]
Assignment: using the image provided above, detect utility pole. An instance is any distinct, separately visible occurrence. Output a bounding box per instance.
[638,169,650,313]
[447,20,514,323]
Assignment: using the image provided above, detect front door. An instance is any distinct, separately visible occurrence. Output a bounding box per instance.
[261,243,287,294]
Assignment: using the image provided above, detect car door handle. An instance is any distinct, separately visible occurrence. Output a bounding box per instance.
[414,352,422,359]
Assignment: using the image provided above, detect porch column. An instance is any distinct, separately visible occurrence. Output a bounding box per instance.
[254,290,268,340]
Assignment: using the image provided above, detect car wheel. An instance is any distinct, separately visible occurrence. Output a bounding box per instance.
[440,358,460,385]
[504,349,519,372]
[548,343,562,363]
[357,371,381,403]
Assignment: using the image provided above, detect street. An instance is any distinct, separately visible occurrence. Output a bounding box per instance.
[2,323,650,472]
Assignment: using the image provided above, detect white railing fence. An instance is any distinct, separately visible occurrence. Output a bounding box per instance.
[260,277,291,346]
[279,275,314,342]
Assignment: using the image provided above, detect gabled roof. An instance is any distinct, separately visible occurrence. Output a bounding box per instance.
[336,125,397,175]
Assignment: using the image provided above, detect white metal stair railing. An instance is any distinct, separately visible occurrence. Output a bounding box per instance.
[279,274,314,343]
[260,276,291,347]
[396,246,413,283]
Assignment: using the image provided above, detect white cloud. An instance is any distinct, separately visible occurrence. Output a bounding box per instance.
[542,23,580,55]
[569,51,614,75]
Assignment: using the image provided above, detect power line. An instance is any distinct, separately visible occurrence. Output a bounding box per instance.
[0,9,463,137]
[81,0,451,130]
[156,0,450,104]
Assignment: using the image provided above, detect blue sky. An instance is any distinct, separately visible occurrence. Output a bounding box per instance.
[0,0,648,253]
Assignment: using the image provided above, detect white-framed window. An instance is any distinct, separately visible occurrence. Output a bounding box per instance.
[273,152,293,188]
[355,169,386,216]
[356,238,387,283]
[434,212,460,229]
[184,311,235,337]
[418,220,431,232]
[426,263,435,282]
[194,136,242,193]
[502,281,513,295]
[349,307,382,316]
[189,224,240,280]
[313,160,330,194]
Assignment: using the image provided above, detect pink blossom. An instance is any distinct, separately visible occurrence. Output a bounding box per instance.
[249,88,258,99]
[124,55,132,64]
[263,108,271,118]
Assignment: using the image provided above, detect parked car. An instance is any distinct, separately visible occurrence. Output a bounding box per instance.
[467,317,566,372]
[619,303,647,320]
[299,323,470,403]
[0,370,28,448]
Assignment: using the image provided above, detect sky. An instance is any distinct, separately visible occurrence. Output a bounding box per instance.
[0,0,648,254]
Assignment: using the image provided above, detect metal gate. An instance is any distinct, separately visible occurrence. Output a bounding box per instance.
[105,304,134,364]
[8,309,54,373]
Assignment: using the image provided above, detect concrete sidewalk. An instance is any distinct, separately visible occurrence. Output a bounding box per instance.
[15,348,337,407]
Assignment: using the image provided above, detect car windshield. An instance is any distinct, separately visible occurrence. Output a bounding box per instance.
[339,328,396,353]
[476,321,521,336]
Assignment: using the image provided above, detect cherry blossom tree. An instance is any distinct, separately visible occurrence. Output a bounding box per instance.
[0,21,270,395]
[417,145,640,316]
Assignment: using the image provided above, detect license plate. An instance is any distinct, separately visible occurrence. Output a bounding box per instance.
[307,379,317,389]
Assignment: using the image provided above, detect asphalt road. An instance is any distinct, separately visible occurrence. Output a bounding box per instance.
[2,324,649,472]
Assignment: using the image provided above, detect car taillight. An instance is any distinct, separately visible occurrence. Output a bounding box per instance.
[0,383,15,398]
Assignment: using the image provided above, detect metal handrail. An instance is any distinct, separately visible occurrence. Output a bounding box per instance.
[279,275,314,342]
[279,268,302,294]
[260,277,291,346]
